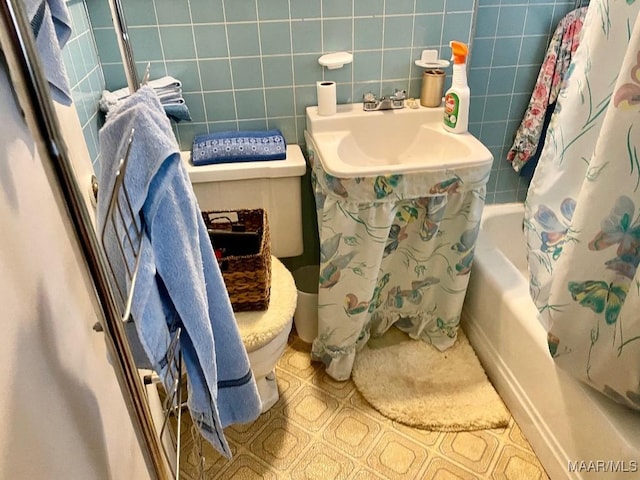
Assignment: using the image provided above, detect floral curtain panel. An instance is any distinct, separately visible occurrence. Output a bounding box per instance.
[305,133,490,380]
[525,0,640,410]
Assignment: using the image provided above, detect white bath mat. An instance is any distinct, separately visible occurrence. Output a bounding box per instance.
[352,327,510,431]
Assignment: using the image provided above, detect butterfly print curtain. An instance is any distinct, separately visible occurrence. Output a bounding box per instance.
[525,0,640,410]
[304,132,490,380]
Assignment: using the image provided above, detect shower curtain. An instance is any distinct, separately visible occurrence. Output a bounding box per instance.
[525,0,640,410]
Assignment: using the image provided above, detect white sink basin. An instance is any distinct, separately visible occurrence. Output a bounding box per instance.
[306,103,493,178]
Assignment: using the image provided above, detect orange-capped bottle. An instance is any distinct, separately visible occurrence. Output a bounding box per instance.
[443,41,470,134]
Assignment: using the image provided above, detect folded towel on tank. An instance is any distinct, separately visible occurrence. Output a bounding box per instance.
[25,0,73,105]
[191,129,287,166]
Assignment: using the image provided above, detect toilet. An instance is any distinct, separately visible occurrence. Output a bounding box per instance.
[182,145,306,412]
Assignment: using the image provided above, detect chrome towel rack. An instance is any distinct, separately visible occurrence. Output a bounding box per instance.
[0,1,171,479]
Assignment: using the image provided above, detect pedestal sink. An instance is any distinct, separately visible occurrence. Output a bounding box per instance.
[304,102,494,381]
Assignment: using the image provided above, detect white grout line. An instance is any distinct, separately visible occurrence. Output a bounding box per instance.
[186,0,209,135]
[220,0,239,131]
[254,0,269,129]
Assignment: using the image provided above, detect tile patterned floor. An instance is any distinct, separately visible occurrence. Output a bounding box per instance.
[176,332,549,479]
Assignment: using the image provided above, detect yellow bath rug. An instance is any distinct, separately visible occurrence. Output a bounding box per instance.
[351,327,510,431]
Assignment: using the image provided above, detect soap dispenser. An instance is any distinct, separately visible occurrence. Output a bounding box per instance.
[443,41,470,134]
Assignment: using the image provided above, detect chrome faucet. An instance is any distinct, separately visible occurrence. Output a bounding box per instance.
[363,89,407,111]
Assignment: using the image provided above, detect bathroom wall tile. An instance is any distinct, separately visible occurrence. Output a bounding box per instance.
[238,118,268,130]
[487,67,516,95]
[293,54,323,86]
[324,0,353,18]
[160,26,196,60]
[290,0,321,19]
[129,27,164,62]
[165,60,202,92]
[469,97,486,123]
[354,0,383,16]
[223,0,257,22]
[496,6,526,37]
[383,17,414,49]
[200,59,233,91]
[291,20,322,54]
[518,35,550,66]
[265,87,296,118]
[204,91,237,121]
[385,0,415,15]
[514,65,540,94]
[190,0,225,24]
[479,121,507,147]
[259,22,292,56]
[294,86,317,116]
[92,28,121,64]
[122,0,157,26]
[182,92,207,123]
[496,167,521,192]
[155,0,192,24]
[354,51,383,82]
[382,49,412,80]
[324,64,352,84]
[468,67,490,95]
[175,122,208,150]
[227,23,261,56]
[63,47,78,86]
[446,0,474,13]
[508,93,530,121]
[258,0,290,21]
[230,57,264,89]
[524,5,555,35]
[85,0,111,28]
[475,6,499,37]
[416,0,445,14]
[336,82,353,104]
[354,17,384,50]
[138,60,167,83]
[490,37,521,67]
[193,25,229,58]
[323,19,353,52]
[236,89,267,119]
[263,56,294,87]
[483,95,512,122]
[267,117,297,144]
[442,12,473,45]
[101,64,126,90]
[413,14,444,47]
[469,38,495,69]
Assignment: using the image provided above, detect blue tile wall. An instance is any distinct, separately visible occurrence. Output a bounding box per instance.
[86,0,475,152]
[73,0,579,204]
[470,0,574,203]
[63,0,106,173]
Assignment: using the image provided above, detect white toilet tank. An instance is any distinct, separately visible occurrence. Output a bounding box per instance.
[182,145,307,258]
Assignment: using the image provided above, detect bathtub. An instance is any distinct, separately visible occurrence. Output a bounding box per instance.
[462,203,640,480]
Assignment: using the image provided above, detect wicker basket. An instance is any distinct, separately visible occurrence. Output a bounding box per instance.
[202,209,271,312]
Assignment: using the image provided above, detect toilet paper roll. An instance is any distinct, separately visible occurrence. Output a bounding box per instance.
[317,81,337,116]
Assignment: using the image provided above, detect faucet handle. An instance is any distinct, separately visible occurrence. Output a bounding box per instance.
[363,92,377,103]
[390,89,407,101]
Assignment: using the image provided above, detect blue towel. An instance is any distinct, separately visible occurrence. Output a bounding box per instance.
[163,100,192,122]
[24,0,72,106]
[97,86,261,458]
[191,129,286,166]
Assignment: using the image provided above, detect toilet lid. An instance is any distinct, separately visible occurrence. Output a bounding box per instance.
[234,256,297,352]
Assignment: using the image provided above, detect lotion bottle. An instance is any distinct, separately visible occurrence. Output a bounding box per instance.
[443,41,470,134]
